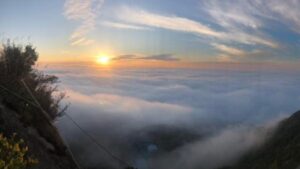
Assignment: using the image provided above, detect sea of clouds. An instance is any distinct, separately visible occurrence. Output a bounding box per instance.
[43,64,300,169]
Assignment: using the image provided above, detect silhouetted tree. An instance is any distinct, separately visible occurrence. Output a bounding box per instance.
[0,41,66,121]
[0,42,37,81]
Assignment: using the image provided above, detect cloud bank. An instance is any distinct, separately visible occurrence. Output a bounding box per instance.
[44,64,300,169]
[151,122,280,169]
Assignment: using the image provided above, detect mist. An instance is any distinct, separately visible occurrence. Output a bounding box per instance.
[43,64,300,169]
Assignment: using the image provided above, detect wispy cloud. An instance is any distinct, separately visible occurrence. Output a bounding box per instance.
[264,0,300,34]
[113,54,179,61]
[64,0,104,46]
[202,1,263,30]
[200,1,278,48]
[212,43,246,56]
[200,0,300,48]
[212,43,274,62]
[100,21,150,30]
[116,7,277,48]
[140,54,179,61]
[118,7,223,38]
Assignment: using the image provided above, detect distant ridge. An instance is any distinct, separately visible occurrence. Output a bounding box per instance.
[221,110,300,169]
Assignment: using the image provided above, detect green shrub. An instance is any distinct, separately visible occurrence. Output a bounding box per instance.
[0,41,67,121]
[0,133,38,169]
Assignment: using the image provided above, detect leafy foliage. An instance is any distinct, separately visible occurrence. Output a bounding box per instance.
[0,133,38,169]
[223,110,300,169]
[0,41,67,121]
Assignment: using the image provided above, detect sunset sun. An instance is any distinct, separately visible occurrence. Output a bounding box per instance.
[97,56,110,65]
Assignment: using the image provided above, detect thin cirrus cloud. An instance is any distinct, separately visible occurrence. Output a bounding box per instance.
[264,0,300,34]
[63,0,104,46]
[113,54,179,61]
[202,0,263,30]
[100,21,151,30]
[117,7,223,38]
[212,43,275,62]
[60,0,300,61]
[114,6,277,49]
[201,0,300,46]
[212,43,246,56]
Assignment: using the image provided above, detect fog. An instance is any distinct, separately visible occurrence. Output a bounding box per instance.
[43,64,300,169]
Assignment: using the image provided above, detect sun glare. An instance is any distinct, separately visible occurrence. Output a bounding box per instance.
[97,56,110,65]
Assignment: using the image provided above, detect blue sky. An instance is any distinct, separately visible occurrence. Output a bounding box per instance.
[1,0,300,63]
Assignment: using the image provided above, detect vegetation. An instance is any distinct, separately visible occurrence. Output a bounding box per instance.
[0,133,38,169]
[0,41,67,121]
[0,41,68,158]
[222,110,300,169]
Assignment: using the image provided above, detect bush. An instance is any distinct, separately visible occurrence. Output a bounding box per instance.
[0,133,38,169]
[0,41,67,121]
[0,42,37,81]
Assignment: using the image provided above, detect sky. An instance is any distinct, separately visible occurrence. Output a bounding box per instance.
[1,1,300,168]
[1,0,300,64]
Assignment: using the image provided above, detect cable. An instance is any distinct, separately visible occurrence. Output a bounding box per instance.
[1,80,134,169]
[23,80,132,167]
[64,113,133,168]
[20,79,52,122]
[0,82,83,169]
[0,84,37,107]
[62,135,84,169]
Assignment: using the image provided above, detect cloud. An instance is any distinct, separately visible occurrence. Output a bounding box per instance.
[152,123,277,169]
[45,64,300,169]
[212,43,275,62]
[118,7,223,37]
[263,0,300,34]
[116,7,277,48]
[67,90,192,120]
[140,54,180,61]
[200,0,300,48]
[112,54,139,60]
[64,0,104,46]
[67,89,194,131]
[212,43,246,56]
[100,21,150,30]
[224,32,278,48]
[200,0,278,48]
[70,37,95,46]
[113,54,179,61]
[202,0,263,30]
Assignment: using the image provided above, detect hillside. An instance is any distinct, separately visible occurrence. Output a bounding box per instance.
[0,43,79,168]
[222,110,300,169]
[0,100,79,169]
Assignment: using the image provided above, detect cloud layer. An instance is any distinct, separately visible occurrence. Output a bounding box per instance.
[151,122,279,169]
[42,64,300,169]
